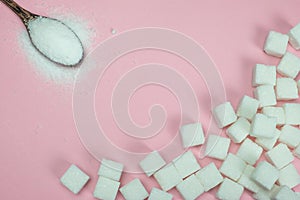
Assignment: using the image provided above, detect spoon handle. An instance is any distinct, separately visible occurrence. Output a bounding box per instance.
[0,0,36,24]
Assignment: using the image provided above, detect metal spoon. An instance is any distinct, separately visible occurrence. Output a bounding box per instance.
[0,0,84,66]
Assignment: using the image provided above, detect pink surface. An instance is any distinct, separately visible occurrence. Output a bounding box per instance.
[1,0,300,199]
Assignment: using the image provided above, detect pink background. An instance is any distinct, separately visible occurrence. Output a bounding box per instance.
[1,0,300,199]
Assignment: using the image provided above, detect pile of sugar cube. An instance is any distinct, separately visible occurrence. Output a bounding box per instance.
[59,23,300,199]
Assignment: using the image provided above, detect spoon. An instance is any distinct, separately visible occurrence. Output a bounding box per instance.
[0,0,84,66]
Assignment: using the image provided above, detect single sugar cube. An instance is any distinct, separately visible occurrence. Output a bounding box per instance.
[264,31,289,57]
[238,165,261,193]
[279,125,300,148]
[265,143,294,169]
[139,151,166,177]
[179,122,205,148]
[284,103,300,125]
[176,174,204,200]
[236,138,263,165]
[294,145,300,158]
[98,158,124,181]
[119,179,149,200]
[251,161,279,190]
[252,64,277,86]
[253,184,280,200]
[93,176,120,200]
[278,163,300,188]
[219,153,247,181]
[213,102,237,128]
[216,178,244,200]
[226,117,250,143]
[236,95,260,121]
[60,164,90,194]
[277,52,300,79]
[153,163,182,191]
[255,128,281,151]
[195,163,223,192]
[148,188,172,200]
[172,150,201,179]
[273,186,298,200]
[254,85,277,107]
[276,78,299,100]
[205,135,231,160]
[250,113,277,138]
[288,23,300,50]
[262,106,285,125]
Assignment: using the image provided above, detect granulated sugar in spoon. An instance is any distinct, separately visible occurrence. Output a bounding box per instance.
[1,0,84,66]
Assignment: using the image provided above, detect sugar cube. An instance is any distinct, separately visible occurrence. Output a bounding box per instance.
[278,163,300,188]
[205,135,231,160]
[264,31,289,57]
[262,106,285,125]
[148,188,172,200]
[277,52,300,79]
[273,186,298,200]
[265,143,294,169]
[60,164,90,194]
[236,138,263,165]
[93,176,120,200]
[238,165,261,193]
[254,85,277,107]
[220,153,247,181]
[236,95,260,120]
[119,179,149,200]
[283,103,300,125]
[213,102,237,128]
[255,128,281,150]
[173,150,201,179]
[153,163,182,191]
[294,145,300,158]
[139,151,166,177]
[252,64,277,86]
[195,163,223,192]
[250,113,277,138]
[179,122,205,148]
[251,161,279,190]
[176,174,204,200]
[216,178,244,200]
[98,159,123,182]
[276,78,299,100]
[288,23,300,50]
[253,184,280,200]
[226,117,250,143]
[279,125,300,148]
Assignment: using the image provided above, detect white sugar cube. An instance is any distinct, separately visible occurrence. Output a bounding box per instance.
[173,150,201,179]
[236,95,260,121]
[294,145,300,158]
[119,179,149,200]
[205,135,231,160]
[93,176,120,200]
[238,165,261,193]
[139,151,166,177]
[98,159,123,181]
[176,174,204,200]
[236,138,263,165]
[213,102,237,128]
[262,106,285,125]
[154,163,182,191]
[278,163,300,188]
[216,178,244,200]
[253,184,280,200]
[276,78,299,100]
[252,64,277,86]
[279,125,300,148]
[220,153,247,181]
[273,186,298,200]
[251,161,279,190]
[254,85,277,107]
[250,113,277,138]
[277,52,300,79]
[255,128,281,151]
[265,143,294,169]
[148,188,172,200]
[60,164,90,194]
[284,103,300,125]
[288,23,300,50]
[195,163,223,192]
[264,31,289,57]
[179,122,205,148]
[226,117,250,143]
